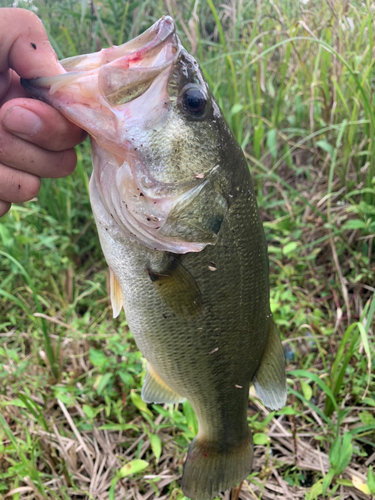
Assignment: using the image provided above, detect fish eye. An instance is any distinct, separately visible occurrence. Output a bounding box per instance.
[181,85,207,117]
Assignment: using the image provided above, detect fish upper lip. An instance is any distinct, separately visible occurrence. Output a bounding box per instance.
[21,16,179,94]
[61,15,177,71]
[152,15,176,42]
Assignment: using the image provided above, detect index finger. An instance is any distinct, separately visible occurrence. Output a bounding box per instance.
[0,8,86,152]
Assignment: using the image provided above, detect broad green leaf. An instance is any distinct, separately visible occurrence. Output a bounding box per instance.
[253,122,264,159]
[283,241,298,255]
[54,388,75,406]
[119,371,134,387]
[359,411,375,425]
[183,400,198,437]
[278,407,299,415]
[342,219,367,230]
[336,479,354,486]
[130,392,153,416]
[253,433,269,445]
[119,459,149,477]
[316,139,334,157]
[267,79,275,98]
[2,399,27,408]
[231,103,243,115]
[306,479,323,500]
[82,405,95,419]
[322,469,335,495]
[0,224,13,247]
[4,349,19,362]
[149,434,162,463]
[338,433,353,472]
[301,380,313,401]
[96,373,113,394]
[267,129,277,159]
[329,436,342,470]
[89,348,108,369]
[367,466,375,494]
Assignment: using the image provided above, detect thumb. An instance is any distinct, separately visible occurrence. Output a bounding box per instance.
[0,8,64,78]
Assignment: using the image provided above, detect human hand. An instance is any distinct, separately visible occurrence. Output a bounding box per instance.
[0,8,86,217]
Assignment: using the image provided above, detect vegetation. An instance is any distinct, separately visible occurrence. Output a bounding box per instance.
[0,0,374,498]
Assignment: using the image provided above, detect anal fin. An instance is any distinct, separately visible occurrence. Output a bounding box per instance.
[253,320,287,410]
[141,363,185,404]
[109,267,123,318]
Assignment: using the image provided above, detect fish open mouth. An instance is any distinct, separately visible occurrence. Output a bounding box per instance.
[21,16,179,119]
[21,17,218,254]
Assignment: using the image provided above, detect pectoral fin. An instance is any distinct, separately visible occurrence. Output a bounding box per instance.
[160,167,228,244]
[109,267,123,318]
[148,256,203,319]
[253,321,287,410]
[141,363,185,404]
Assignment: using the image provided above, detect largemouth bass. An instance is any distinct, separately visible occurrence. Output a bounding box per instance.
[22,16,287,500]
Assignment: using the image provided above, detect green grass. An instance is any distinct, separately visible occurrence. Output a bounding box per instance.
[0,0,375,499]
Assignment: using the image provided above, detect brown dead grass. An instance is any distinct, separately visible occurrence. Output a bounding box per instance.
[2,388,372,500]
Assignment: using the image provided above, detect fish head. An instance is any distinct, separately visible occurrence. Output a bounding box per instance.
[22,17,232,253]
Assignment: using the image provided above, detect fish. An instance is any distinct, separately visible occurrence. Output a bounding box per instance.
[22,16,287,500]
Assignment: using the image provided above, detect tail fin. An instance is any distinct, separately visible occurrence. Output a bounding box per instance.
[181,433,253,500]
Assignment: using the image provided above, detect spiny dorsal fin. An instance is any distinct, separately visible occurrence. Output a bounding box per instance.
[109,267,123,318]
[253,320,287,410]
[141,363,185,404]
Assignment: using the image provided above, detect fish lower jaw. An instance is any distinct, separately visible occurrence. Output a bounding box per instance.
[92,160,211,253]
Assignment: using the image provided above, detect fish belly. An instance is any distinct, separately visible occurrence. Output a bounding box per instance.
[90,170,270,499]
[91,170,269,424]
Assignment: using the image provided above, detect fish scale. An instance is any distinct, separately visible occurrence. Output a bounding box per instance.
[94,162,268,437]
[22,15,287,500]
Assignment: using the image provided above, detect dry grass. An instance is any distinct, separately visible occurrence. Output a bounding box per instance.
[2,375,372,499]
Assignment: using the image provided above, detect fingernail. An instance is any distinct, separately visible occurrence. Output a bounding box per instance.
[3,106,43,138]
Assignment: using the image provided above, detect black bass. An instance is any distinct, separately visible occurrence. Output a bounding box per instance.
[22,16,287,500]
